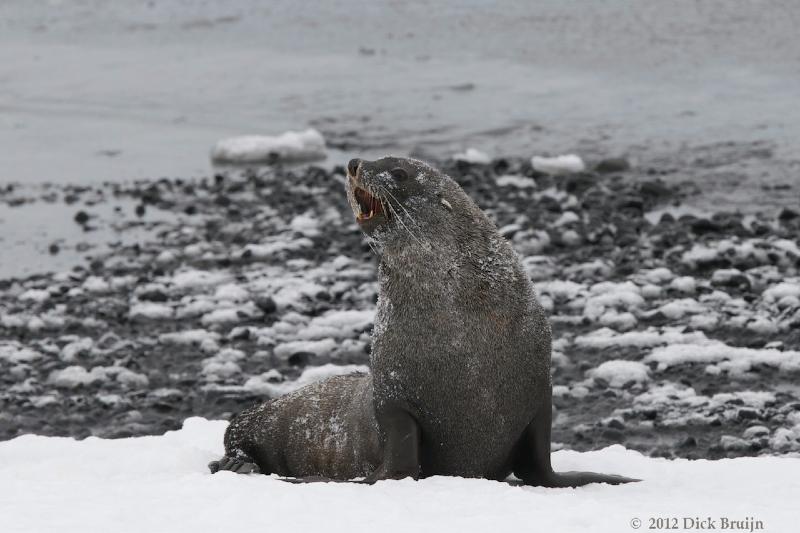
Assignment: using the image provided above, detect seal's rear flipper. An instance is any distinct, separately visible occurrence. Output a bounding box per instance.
[538,471,639,487]
[208,455,261,475]
[513,392,640,488]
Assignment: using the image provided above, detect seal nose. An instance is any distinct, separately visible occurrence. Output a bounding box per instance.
[347,158,361,178]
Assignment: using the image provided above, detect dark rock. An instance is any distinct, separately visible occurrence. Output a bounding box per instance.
[737,409,759,421]
[606,418,626,430]
[595,157,630,174]
[255,296,277,314]
[138,290,169,302]
[778,208,799,221]
[288,352,313,367]
[74,210,90,224]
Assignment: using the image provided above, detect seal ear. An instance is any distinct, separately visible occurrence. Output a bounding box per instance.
[390,167,409,181]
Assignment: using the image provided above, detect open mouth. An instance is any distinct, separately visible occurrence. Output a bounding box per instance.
[350,180,388,224]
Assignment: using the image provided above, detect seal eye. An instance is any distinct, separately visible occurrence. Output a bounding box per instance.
[348,158,361,177]
[390,167,408,181]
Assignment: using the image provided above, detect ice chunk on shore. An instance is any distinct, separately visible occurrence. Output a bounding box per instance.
[453,148,491,164]
[211,129,326,164]
[531,154,586,175]
[587,360,650,388]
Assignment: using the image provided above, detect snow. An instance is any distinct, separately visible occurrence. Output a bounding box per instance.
[210,128,326,164]
[763,281,800,303]
[273,338,338,359]
[669,276,696,294]
[453,147,491,164]
[169,269,232,290]
[19,288,50,303]
[48,365,149,389]
[587,360,650,388]
[645,341,800,375]
[129,302,174,320]
[656,298,706,319]
[2,417,797,533]
[496,174,536,188]
[242,363,369,396]
[531,154,586,175]
[0,342,42,363]
[159,329,221,346]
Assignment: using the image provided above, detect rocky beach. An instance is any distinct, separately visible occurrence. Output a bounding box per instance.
[2,155,798,460]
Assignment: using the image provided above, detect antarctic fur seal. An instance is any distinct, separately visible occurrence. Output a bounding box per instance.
[209,373,381,479]
[211,156,636,487]
[344,156,635,486]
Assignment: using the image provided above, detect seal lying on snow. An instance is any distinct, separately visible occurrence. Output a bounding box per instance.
[209,374,381,478]
[211,156,636,487]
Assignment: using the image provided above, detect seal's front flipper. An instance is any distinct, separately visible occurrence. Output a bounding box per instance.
[513,388,639,488]
[208,455,261,475]
[364,405,421,483]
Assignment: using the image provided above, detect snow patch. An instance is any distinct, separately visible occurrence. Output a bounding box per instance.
[531,154,586,175]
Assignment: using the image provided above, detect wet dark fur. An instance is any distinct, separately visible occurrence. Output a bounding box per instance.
[215,374,381,478]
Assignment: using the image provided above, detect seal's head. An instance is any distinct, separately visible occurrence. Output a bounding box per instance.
[345,157,452,249]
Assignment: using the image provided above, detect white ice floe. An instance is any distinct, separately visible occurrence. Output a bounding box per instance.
[587,360,650,388]
[2,417,796,533]
[453,147,491,164]
[531,154,586,175]
[211,129,326,164]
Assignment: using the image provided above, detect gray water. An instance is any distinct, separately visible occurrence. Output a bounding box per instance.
[1,0,799,277]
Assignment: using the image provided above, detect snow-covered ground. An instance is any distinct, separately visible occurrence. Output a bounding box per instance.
[1,417,797,533]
